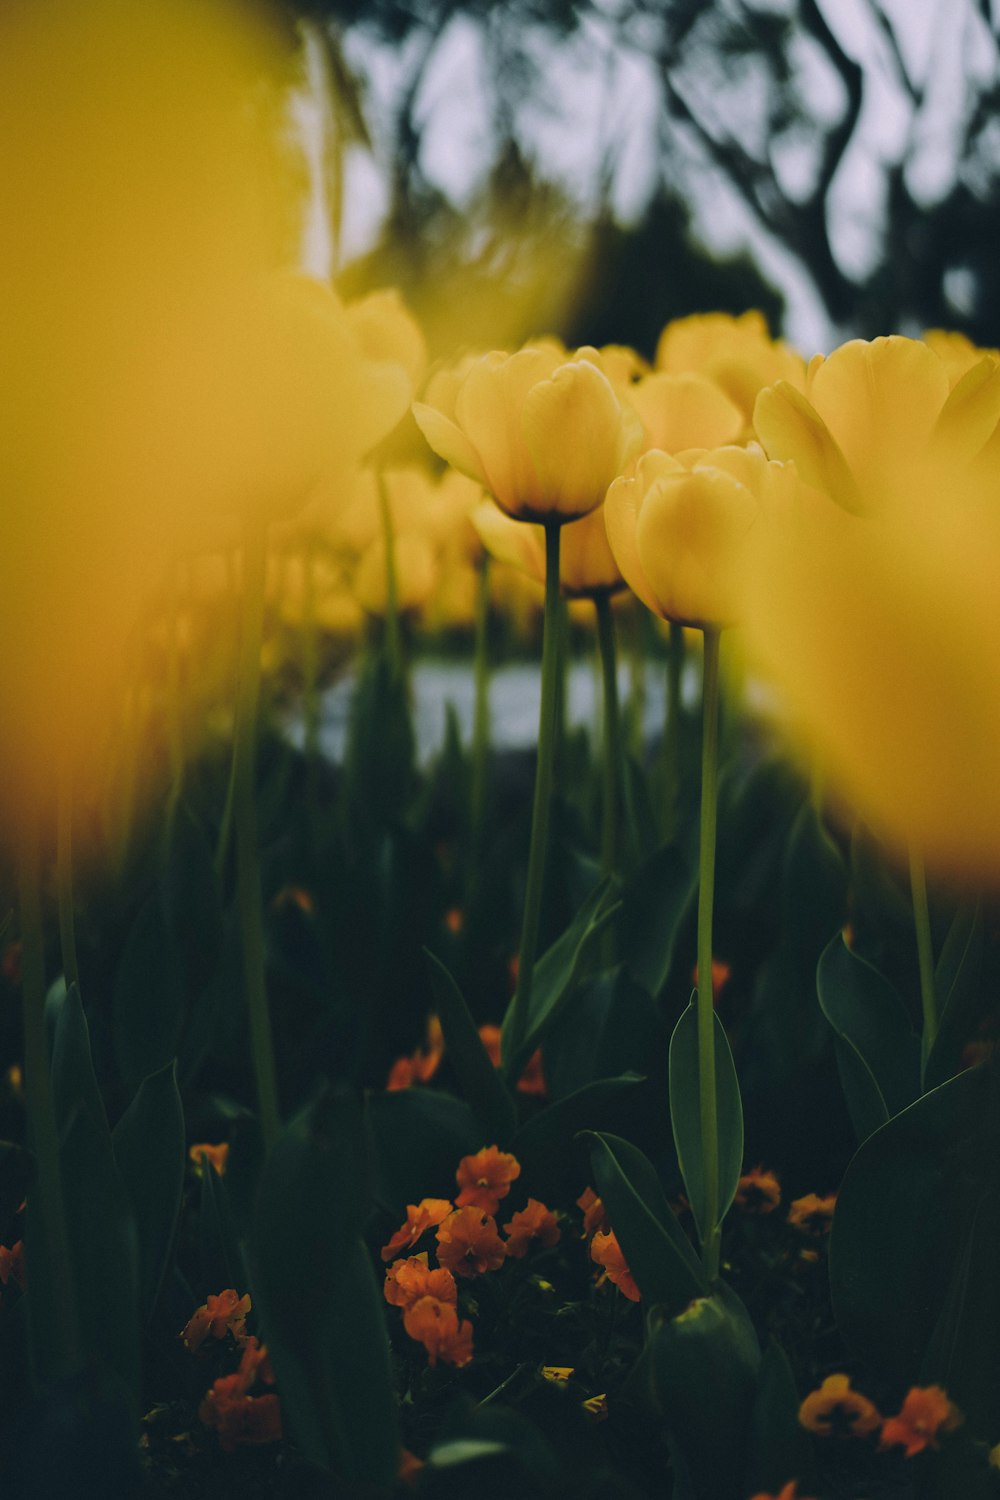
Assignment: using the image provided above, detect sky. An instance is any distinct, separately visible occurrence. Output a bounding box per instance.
[294,0,997,355]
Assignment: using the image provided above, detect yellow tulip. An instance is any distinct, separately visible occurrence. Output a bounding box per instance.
[741,472,1000,878]
[628,372,744,453]
[754,335,1000,517]
[472,501,626,598]
[354,532,438,617]
[413,344,638,523]
[655,311,806,426]
[604,446,787,629]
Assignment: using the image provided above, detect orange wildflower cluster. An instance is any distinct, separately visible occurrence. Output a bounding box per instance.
[455,1144,521,1213]
[198,1336,282,1452]
[181,1289,251,1352]
[591,1229,640,1302]
[402,1296,474,1369]
[436,1205,507,1278]
[800,1374,962,1459]
[380,1198,453,1261]
[188,1142,229,1176]
[503,1198,560,1258]
[879,1385,962,1457]
[386,1015,445,1091]
[384,1253,457,1310]
[787,1193,837,1235]
[576,1187,610,1237]
[735,1165,781,1214]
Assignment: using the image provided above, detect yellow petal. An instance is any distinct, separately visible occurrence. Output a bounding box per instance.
[558,506,625,597]
[455,349,557,516]
[753,381,867,514]
[412,402,490,490]
[471,500,545,584]
[521,359,629,520]
[635,468,757,628]
[630,372,743,453]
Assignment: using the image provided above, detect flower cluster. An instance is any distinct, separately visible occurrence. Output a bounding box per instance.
[799,1374,962,1457]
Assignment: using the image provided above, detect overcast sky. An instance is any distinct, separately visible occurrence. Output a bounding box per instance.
[294,0,997,355]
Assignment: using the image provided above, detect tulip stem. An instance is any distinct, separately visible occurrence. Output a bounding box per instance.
[18,808,82,1385]
[506,522,562,1071]
[470,555,492,884]
[56,764,80,995]
[696,627,722,1281]
[663,621,685,839]
[909,843,937,1073]
[377,469,402,680]
[595,594,621,880]
[232,519,281,1152]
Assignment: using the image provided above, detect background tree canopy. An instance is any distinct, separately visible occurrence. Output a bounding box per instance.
[276,0,1000,355]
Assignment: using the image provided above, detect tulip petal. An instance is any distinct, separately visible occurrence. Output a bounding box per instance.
[412,402,490,490]
[630,372,743,453]
[521,359,627,519]
[753,381,867,514]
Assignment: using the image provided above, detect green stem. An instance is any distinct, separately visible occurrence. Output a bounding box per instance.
[696,628,722,1281]
[232,519,281,1151]
[301,538,321,806]
[18,810,82,1384]
[56,765,80,994]
[376,470,402,679]
[507,523,562,1068]
[663,621,685,838]
[909,844,937,1074]
[595,594,621,880]
[470,555,492,881]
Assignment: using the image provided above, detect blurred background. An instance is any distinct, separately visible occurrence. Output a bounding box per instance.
[273,0,1000,357]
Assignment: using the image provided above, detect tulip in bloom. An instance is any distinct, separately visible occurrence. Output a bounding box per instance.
[472,500,626,598]
[414,344,638,523]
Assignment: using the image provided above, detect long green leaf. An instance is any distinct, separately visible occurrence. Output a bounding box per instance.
[112,1060,184,1319]
[668,1001,743,1244]
[424,949,517,1145]
[817,934,920,1119]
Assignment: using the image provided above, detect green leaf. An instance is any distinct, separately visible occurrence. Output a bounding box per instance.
[366,1087,480,1217]
[623,751,660,866]
[198,1153,247,1295]
[161,802,223,991]
[543,967,670,1101]
[743,1340,817,1499]
[501,877,621,1083]
[828,1033,890,1145]
[510,1075,644,1206]
[584,1131,705,1316]
[817,934,920,1128]
[424,950,518,1146]
[250,1087,398,1487]
[647,1282,761,1500]
[618,845,694,1001]
[0,1141,32,1234]
[50,982,109,1141]
[113,892,185,1097]
[830,1063,1000,1390]
[920,1185,1000,1441]
[112,1060,185,1320]
[925,901,984,1090]
[668,1001,743,1244]
[59,1102,140,1412]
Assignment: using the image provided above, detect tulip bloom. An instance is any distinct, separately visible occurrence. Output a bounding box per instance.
[413,345,638,523]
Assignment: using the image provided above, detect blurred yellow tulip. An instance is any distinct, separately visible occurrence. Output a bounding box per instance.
[605,446,787,629]
[413,345,638,523]
[656,311,806,427]
[472,501,625,599]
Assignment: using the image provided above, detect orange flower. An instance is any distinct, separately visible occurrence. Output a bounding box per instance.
[590,1230,640,1302]
[503,1198,561,1258]
[385,1014,445,1091]
[879,1386,962,1457]
[435,1206,507,1278]
[380,1199,454,1262]
[455,1145,521,1214]
[476,1025,545,1095]
[788,1193,837,1235]
[576,1187,610,1237]
[198,1338,281,1452]
[691,958,732,1003]
[748,1485,813,1500]
[0,1240,25,1290]
[188,1142,229,1176]
[798,1374,881,1437]
[444,907,463,934]
[399,1449,425,1485]
[403,1295,474,1368]
[181,1289,251,1352]
[384,1253,458,1310]
[735,1165,781,1214]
